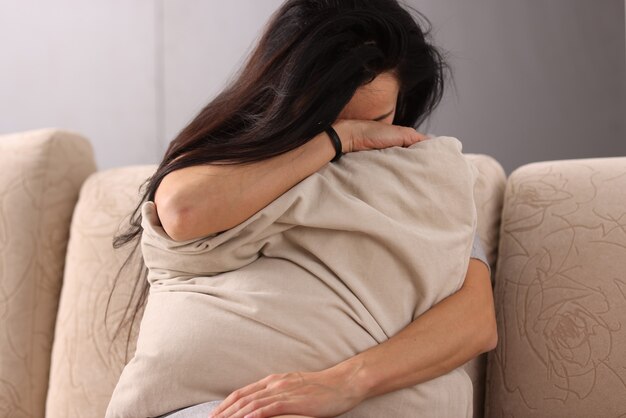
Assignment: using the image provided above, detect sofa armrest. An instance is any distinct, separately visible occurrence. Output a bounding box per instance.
[0,128,96,418]
[485,156,626,417]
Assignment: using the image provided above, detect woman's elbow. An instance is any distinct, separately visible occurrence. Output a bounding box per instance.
[154,199,192,242]
[463,259,498,353]
[154,186,205,241]
[476,295,498,353]
[483,318,498,352]
[154,181,227,241]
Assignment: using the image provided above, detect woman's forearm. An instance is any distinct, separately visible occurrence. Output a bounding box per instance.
[208,259,497,418]
[332,258,497,400]
[155,119,427,242]
[155,122,350,241]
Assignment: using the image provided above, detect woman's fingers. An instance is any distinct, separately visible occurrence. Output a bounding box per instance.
[214,393,286,418]
[237,399,292,418]
[399,128,428,147]
[416,131,428,141]
[209,377,271,417]
[211,392,266,418]
[348,120,432,151]
[209,368,362,418]
[333,118,434,152]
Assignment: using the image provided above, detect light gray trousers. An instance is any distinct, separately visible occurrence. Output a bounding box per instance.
[156,400,223,417]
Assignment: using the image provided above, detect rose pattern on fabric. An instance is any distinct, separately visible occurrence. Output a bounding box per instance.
[486,160,626,417]
[46,166,155,418]
[0,129,96,418]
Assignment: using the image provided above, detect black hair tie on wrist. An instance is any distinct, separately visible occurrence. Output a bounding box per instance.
[325,126,343,163]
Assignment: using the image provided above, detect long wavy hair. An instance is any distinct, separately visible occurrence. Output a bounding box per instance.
[105,0,450,361]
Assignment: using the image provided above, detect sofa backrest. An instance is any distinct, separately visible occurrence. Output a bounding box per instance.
[43,153,506,418]
[464,154,507,417]
[45,164,157,417]
[0,129,96,418]
[485,156,626,417]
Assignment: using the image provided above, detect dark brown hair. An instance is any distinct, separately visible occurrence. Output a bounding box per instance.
[105,0,450,361]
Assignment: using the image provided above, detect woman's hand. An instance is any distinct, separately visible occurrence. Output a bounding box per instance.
[208,259,494,418]
[208,365,366,418]
[332,119,429,153]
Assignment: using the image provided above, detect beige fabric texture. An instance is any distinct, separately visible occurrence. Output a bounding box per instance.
[484,157,626,417]
[45,165,157,418]
[460,154,506,418]
[106,136,480,418]
[0,129,96,418]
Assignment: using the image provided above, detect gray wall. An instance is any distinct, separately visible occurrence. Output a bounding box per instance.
[1,0,625,174]
[413,0,626,173]
[160,0,283,156]
[0,0,161,168]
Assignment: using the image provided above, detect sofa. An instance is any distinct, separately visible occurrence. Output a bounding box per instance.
[0,128,624,418]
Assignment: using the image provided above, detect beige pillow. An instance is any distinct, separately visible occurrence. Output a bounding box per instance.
[106,137,479,418]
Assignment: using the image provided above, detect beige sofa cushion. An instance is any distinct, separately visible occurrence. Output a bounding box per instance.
[0,129,96,418]
[463,154,506,418]
[45,165,157,418]
[485,157,626,417]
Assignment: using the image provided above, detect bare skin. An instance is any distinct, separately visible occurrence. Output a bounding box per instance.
[154,71,497,418]
[154,72,422,242]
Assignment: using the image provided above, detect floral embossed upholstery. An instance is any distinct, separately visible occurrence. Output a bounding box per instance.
[485,157,626,417]
[0,129,96,418]
[45,165,157,418]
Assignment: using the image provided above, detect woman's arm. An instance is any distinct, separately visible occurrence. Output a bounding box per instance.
[338,258,496,399]
[209,258,497,418]
[155,124,346,241]
[154,120,425,241]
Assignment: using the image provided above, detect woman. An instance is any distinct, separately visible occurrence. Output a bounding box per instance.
[107,1,497,417]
